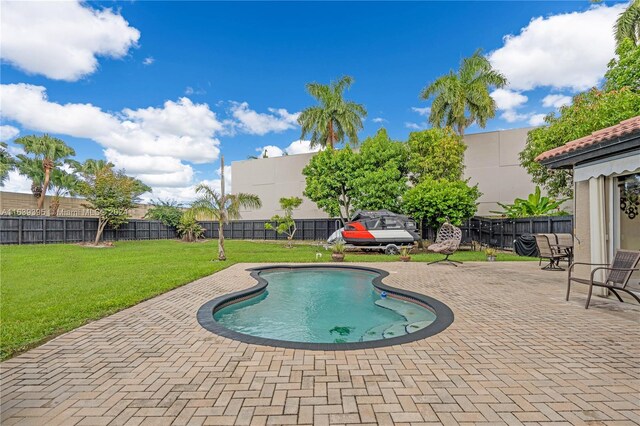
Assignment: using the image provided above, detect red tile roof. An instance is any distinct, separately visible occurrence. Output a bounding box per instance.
[535,115,640,162]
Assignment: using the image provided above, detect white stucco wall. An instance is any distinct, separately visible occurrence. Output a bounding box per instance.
[232,127,541,220]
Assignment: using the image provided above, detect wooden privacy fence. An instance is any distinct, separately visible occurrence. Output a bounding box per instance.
[1,215,572,249]
[421,216,574,250]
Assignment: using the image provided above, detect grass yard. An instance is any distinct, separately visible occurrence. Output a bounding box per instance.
[0,239,534,359]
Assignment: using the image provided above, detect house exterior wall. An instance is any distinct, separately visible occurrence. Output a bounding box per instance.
[232,127,540,220]
[573,180,592,277]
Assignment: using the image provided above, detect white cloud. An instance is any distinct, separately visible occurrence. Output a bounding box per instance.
[528,114,547,126]
[143,57,155,66]
[405,122,428,130]
[490,89,528,110]
[500,110,531,123]
[542,94,572,108]
[0,125,20,141]
[254,140,320,159]
[488,4,623,91]
[0,0,140,81]
[0,84,222,164]
[104,149,194,187]
[2,171,32,193]
[230,102,300,135]
[185,86,206,96]
[411,107,431,116]
[285,140,321,155]
[372,117,387,123]
[256,145,285,158]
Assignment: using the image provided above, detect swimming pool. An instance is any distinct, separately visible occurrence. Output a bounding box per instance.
[197,266,454,350]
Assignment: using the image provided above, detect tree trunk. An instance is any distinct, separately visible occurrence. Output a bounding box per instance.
[49,196,60,217]
[328,121,335,149]
[218,155,227,261]
[37,162,53,210]
[94,219,107,245]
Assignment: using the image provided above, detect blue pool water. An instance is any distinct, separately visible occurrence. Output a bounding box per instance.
[213,268,437,344]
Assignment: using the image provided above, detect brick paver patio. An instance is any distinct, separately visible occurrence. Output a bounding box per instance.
[1,262,639,425]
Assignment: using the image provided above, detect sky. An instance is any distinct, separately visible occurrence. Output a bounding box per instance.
[0,0,628,202]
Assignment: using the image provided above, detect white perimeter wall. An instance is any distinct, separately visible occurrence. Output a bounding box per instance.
[232,127,545,220]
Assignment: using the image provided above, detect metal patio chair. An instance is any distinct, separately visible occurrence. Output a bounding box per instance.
[534,234,565,270]
[566,250,640,309]
[427,221,463,266]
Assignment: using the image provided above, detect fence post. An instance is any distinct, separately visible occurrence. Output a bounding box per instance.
[133,220,137,240]
[43,217,47,245]
[82,219,86,242]
[18,217,22,245]
[63,218,67,243]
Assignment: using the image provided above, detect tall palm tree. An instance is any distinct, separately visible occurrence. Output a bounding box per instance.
[298,75,367,149]
[14,135,75,209]
[615,0,640,47]
[420,50,507,137]
[189,155,262,261]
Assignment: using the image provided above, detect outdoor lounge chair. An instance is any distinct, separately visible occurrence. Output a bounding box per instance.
[566,250,640,309]
[427,221,462,266]
[534,234,565,270]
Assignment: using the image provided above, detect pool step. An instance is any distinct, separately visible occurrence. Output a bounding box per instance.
[375,298,425,323]
[405,320,435,333]
[360,324,389,342]
[382,322,409,339]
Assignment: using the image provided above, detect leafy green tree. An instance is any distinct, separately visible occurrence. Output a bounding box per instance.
[407,127,466,183]
[520,88,640,197]
[48,169,80,216]
[614,0,640,47]
[402,178,481,230]
[420,50,507,136]
[144,199,184,228]
[0,142,15,186]
[298,76,367,149]
[14,135,75,209]
[190,156,262,260]
[265,196,303,247]
[302,147,358,224]
[77,167,150,245]
[605,38,640,92]
[351,129,408,212]
[491,186,568,218]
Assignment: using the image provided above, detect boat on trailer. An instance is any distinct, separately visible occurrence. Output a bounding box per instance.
[328,210,421,253]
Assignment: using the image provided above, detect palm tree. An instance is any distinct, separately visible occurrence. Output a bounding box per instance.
[615,0,640,47]
[74,159,115,176]
[48,169,80,216]
[420,50,507,137]
[189,155,262,260]
[14,135,75,209]
[0,142,15,186]
[298,75,367,149]
[15,156,45,199]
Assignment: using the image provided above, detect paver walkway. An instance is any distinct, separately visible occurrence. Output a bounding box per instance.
[1,262,639,425]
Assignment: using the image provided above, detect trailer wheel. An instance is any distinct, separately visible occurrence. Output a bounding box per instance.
[385,244,400,255]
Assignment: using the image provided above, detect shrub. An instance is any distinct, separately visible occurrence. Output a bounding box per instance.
[176,214,204,242]
[402,178,481,229]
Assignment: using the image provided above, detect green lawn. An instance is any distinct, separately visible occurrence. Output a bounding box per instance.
[0,239,533,360]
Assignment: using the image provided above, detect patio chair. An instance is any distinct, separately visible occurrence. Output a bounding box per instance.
[566,250,640,309]
[427,221,462,266]
[554,233,574,264]
[534,234,565,270]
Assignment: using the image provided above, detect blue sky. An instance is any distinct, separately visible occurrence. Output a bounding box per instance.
[0,1,627,201]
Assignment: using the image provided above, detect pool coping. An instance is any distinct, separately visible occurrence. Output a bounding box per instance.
[196,264,455,351]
